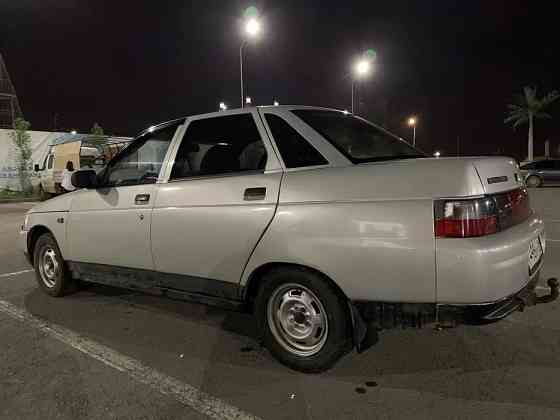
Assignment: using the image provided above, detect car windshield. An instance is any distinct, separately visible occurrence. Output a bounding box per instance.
[293,109,425,163]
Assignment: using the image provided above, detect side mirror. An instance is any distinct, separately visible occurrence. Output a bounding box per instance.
[34,164,40,172]
[71,170,98,189]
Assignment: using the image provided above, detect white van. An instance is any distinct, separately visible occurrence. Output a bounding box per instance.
[34,134,131,200]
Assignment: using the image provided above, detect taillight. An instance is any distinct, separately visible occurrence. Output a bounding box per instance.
[434,188,531,238]
[435,198,498,238]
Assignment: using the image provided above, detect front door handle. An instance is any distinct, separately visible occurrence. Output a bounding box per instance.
[135,193,150,205]
[244,187,266,201]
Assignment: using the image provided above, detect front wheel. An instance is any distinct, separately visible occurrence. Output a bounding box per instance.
[33,233,76,296]
[255,267,351,373]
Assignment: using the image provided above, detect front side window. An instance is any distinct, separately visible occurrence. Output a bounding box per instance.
[170,114,267,180]
[101,123,178,187]
[536,160,555,170]
[293,110,424,164]
[264,114,328,168]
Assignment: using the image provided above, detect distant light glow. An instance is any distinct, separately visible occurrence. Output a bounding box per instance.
[273,100,279,106]
[343,110,349,115]
[354,59,371,77]
[408,117,416,126]
[148,126,155,133]
[219,102,227,110]
[245,96,252,104]
[434,151,441,158]
[245,18,260,37]
[70,130,77,135]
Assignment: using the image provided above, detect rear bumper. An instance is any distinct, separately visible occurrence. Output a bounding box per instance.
[436,212,546,304]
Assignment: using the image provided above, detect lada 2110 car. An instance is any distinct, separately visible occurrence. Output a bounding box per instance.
[19,106,558,372]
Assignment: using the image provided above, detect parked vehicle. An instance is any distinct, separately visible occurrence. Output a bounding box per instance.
[34,134,131,200]
[519,159,560,187]
[19,106,558,372]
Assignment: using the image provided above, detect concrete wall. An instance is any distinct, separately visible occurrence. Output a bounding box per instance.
[0,129,64,191]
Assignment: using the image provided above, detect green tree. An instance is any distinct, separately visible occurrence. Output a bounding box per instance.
[504,86,559,161]
[9,117,33,194]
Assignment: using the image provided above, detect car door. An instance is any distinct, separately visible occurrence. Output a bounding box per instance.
[43,154,54,193]
[537,160,555,184]
[151,110,282,298]
[67,121,182,284]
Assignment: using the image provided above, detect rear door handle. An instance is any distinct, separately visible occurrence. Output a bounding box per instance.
[244,187,266,201]
[135,193,150,205]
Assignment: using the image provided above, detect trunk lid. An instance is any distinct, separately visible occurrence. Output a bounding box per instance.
[470,157,523,194]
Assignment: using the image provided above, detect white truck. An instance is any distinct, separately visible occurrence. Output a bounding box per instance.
[34,134,131,200]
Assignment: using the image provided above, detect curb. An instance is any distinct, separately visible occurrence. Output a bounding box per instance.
[0,198,40,204]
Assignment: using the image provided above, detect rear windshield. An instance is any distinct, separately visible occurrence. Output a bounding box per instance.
[292,109,425,163]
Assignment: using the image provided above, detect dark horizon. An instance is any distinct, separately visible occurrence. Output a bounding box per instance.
[1,0,558,160]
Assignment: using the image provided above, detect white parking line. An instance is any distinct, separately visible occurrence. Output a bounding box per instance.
[0,298,261,420]
[0,269,33,278]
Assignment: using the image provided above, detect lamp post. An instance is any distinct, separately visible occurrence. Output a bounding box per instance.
[240,12,261,108]
[407,117,417,147]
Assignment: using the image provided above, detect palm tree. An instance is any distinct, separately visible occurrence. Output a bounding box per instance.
[504,86,559,161]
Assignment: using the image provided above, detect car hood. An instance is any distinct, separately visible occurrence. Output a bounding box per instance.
[27,192,75,214]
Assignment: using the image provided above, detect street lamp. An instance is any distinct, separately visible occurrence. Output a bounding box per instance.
[219,102,227,111]
[407,117,417,147]
[245,96,252,105]
[351,53,374,115]
[240,9,261,108]
[273,100,279,106]
[434,151,441,158]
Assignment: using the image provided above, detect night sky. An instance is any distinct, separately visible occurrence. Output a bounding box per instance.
[1,1,558,159]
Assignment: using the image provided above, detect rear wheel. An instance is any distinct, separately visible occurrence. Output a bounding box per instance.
[33,233,76,296]
[526,175,542,188]
[255,267,351,372]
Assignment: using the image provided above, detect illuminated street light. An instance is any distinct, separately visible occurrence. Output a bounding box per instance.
[408,117,417,147]
[343,110,349,115]
[245,18,261,37]
[240,7,261,108]
[351,50,375,115]
[354,59,371,77]
[70,130,77,135]
[245,96,252,105]
[434,151,441,158]
[273,100,279,106]
[219,102,227,111]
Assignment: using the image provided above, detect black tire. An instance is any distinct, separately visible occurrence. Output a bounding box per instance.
[526,175,542,188]
[255,266,351,373]
[33,233,76,297]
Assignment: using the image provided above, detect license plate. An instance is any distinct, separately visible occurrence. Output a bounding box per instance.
[528,236,543,272]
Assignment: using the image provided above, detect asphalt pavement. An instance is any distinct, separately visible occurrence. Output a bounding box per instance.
[1,190,560,420]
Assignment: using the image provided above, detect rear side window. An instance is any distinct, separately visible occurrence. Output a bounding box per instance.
[170,114,267,180]
[293,110,424,164]
[264,114,328,168]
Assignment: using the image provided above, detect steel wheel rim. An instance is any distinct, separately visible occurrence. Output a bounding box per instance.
[267,283,328,357]
[527,177,539,187]
[39,247,59,288]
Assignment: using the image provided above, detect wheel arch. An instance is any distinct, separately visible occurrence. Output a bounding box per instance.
[27,225,55,262]
[242,262,350,311]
